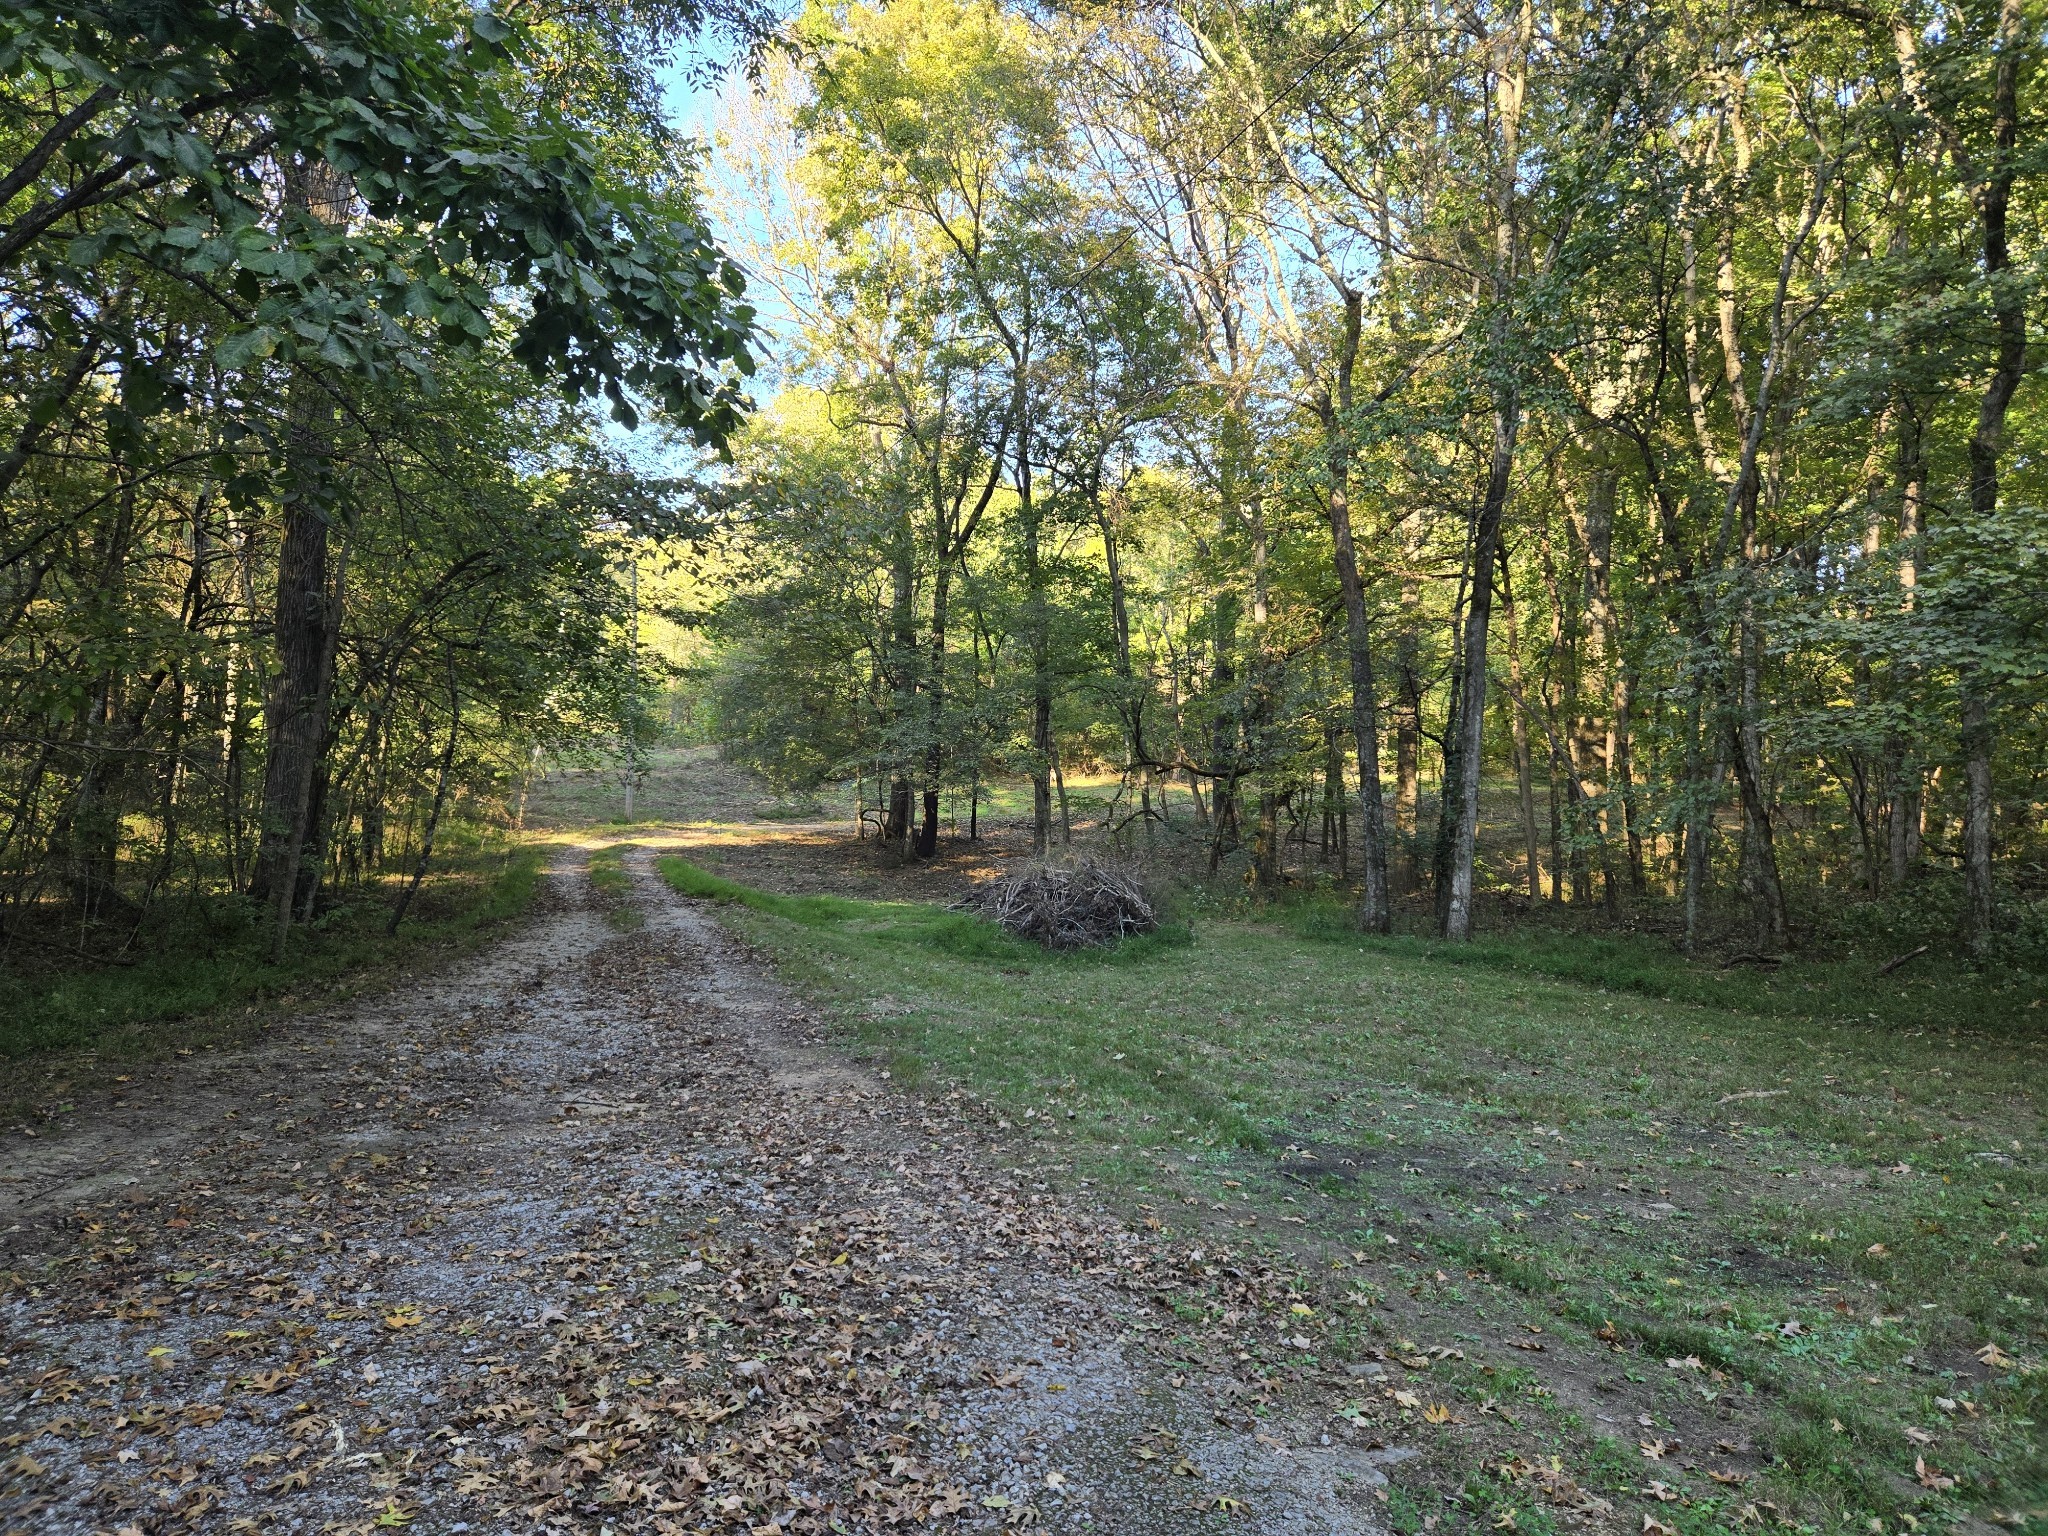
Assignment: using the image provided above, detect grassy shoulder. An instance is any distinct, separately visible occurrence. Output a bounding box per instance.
[658,853,2046,1536]
[1251,890,2045,1041]
[0,834,554,1111]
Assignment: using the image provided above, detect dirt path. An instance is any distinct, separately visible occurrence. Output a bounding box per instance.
[1,844,1399,1535]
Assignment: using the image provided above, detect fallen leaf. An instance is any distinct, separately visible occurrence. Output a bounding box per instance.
[1914,1456,1955,1492]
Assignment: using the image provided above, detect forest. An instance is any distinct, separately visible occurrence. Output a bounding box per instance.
[3,0,2046,978]
[1,3,2044,1535]
[0,0,756,992]
[693,0,2048,960]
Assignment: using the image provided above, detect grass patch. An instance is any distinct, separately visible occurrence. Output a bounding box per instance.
[588,843,645,930]
[658,855,1192,964]
[0,837,552,1093]
[676,859,2045,1535]
[1273,894,2045,1039]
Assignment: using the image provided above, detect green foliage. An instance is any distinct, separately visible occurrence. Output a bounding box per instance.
[693,0,2048,956]
[0,0,757,983]
[0,838,548,1064]
[1,0,754,433]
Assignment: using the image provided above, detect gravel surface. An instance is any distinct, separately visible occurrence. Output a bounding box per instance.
[1,845,1395,1535]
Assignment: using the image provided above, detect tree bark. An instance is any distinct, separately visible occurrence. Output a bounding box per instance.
[1959,0,2025,950]
[387,652,460,935]
[1393,514,1422,894]
[1439,0,1529,940]
[1321,291,1391,930]
[250,159,349,962]
[885,504,916,849]
[1439,390,1518,940]
[1500,551,1540,900]
[1023,486,1052,858]
[916,559,950,858]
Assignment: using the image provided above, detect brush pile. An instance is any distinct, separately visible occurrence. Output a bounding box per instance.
[958,859,1159,949]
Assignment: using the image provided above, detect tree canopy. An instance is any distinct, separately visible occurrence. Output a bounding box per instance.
[696,0,2048,960]
[0,0,754,958]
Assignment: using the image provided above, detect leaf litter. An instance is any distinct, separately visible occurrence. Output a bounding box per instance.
[0,847,1403,1534]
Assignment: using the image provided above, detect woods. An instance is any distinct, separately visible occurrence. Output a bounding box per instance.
[0,0,755,970]
[696,0,2048,960]
[7,0,2045,983]
[2,5,2043,1532]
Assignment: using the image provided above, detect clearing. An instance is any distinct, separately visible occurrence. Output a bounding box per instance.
[1,750,2041,1536]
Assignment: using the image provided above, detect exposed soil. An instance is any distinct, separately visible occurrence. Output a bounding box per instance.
[0,845,1402,1535]
[668,823,1022,907]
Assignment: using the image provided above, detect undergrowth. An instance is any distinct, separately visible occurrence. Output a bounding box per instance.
[0,837,551,1070]
[1264,892,2044,1039]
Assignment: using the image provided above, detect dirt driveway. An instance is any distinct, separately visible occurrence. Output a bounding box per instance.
[1,844,1398,1535]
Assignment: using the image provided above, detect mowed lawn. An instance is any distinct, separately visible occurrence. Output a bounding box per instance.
[660,855,2046,1536]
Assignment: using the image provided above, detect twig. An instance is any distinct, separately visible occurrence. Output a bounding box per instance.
[1876,943,1930,979]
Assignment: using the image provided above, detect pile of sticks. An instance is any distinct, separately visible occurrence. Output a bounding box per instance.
[957,859,1159,949]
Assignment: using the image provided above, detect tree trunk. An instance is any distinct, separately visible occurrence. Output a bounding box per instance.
[1501,557,1540,901]
[1439,390,1518,939]
[250,160,348,962]
[1680,687,1722,953]
[387,653,460,935]
[916,560,950,859]
[1022,480,1052,858]
[1321,293,1391,930]
[884,504,916,850]
[1613,663,1645,894]
[1439,0,1529,940]
[1959,0,2025,950]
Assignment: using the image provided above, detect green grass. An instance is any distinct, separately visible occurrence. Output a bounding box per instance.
[1269,892,2046,1039]
[660,854,1193,966]
[659,855,1033,959]
[0,837,551,1079]
[663,860,2048,1536]
[588,843,646,930]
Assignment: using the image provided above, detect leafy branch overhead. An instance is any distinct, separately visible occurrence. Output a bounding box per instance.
[3,0,756,437]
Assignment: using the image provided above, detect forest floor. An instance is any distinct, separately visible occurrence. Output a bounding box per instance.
[0,827,1405,1535]
[2,750,2041,1536]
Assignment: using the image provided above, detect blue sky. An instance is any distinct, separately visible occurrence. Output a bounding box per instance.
[600,60,748,480]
